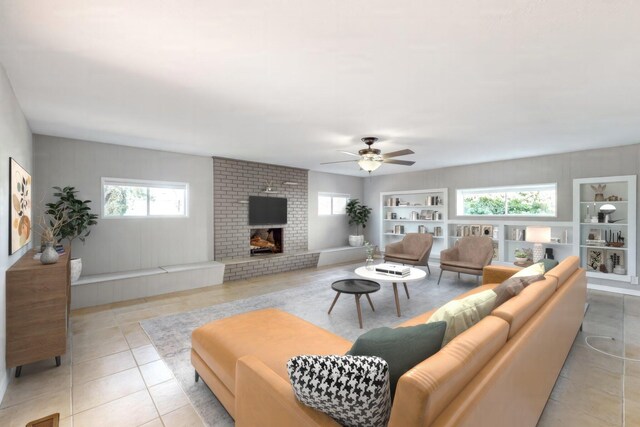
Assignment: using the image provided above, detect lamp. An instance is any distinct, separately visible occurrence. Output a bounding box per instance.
[358,154,383,172]
[599,204,616,223]
[525,226,551,263]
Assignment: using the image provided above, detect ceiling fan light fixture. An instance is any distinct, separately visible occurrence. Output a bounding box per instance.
[358,155,383,172]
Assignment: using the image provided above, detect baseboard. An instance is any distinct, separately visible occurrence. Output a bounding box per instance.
[587,283,640,297]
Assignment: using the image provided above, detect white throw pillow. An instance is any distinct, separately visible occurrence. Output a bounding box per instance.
[513,262,545,278]
[426,289,497,346]
[287,355,391,427]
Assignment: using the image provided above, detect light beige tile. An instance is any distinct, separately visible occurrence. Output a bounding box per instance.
[161,404,204,427]
[550,376,622,426]
[3,389,71,427]
[115,308,158,325]
[73,389,158,427]
[72,350,136,385]
[73,335,130,364]
[132,345,161,366]
[0,361,70,409]
[139,360,173,387]
[72,367,146,414]
[73,325,124,348]
[139,418,164,427]
[120,322,151,348]
[538,398,611,427]
[59,416,73,427]
[71,311,118,334]
[149,379,190,415]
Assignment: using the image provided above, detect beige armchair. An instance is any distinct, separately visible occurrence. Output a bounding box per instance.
[384,233,434,274]
[438,236,494,284]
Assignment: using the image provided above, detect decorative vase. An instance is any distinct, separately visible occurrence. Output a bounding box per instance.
[349,235,364,247]
[40,242,59,265]
[365,256,375,271]
[70,258,83,283]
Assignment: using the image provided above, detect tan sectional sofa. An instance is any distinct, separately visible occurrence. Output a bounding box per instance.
[191,256,586,426]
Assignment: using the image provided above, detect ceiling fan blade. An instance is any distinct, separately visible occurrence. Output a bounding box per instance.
[320,160,359,165]
[383,159,415,166]
[338,151,361,157]
[382,149,415,159]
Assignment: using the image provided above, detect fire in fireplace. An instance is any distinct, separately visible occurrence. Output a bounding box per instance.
[249,228,283,255]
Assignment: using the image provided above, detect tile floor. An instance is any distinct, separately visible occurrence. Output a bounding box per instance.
[0,262,638,426]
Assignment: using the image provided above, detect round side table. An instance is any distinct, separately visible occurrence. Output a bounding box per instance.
[328,279,381,329]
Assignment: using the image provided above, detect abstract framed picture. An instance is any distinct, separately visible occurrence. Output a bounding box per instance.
[9,158,32,254]
[586,248,604,271]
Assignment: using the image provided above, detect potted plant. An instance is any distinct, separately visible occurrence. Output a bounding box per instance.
[346,199,371,247]
[46,186,98,282]
[514,249,529,263]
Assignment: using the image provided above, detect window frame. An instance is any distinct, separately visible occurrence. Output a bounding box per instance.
[318,192,350,216]
[101,177,190,219]
[456,183,557,217]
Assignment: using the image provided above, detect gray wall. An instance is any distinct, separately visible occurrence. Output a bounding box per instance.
[213,157,308,259]
[0,65,32,398]
[364,144,640,286]
[308,171,364,250]
[33,136,213,275]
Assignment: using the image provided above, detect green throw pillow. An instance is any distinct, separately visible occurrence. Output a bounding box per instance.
[540,258,559,272]
[346,322,446,399]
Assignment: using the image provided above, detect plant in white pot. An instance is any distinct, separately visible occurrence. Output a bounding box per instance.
[346,199,371,247]
[46,186,98,282]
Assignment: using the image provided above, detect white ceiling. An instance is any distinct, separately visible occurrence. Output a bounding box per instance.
[1,1,639,176]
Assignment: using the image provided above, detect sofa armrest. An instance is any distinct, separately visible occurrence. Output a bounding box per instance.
[385,240,404,255]
[440,247,459,262]
[482,265,521,285]
[235,355,341,427]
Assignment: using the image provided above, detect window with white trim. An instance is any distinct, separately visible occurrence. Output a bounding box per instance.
[456,183,557,217]
[102,178,188,218]
[318,193,349,215]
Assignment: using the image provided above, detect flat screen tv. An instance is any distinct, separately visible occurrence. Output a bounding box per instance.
[249,196,287,225]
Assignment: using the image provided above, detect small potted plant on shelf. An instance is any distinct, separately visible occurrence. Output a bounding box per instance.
[514,249,529,264]
[346,199,371,247]
[46,186,98,282]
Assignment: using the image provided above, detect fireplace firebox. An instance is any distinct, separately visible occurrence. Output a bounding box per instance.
[249,228,283,255]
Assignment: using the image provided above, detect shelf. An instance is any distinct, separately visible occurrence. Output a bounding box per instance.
[579,222,627,226]
[450,236,498,242]
[580,201,627,204]
[384,233,443,239]
[580,245,627,251]
[585,271,631,282]
[383,205,443,208]
[383,219,444,223]
[504,240,572,246]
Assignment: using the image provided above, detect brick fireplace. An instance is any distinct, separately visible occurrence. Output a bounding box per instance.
[250,228,283,255]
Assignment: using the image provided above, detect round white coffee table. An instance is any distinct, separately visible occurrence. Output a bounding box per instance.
[354,266,427,317]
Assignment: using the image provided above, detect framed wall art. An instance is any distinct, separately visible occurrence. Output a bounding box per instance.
[586,248,604,271]
[9,158,32,254]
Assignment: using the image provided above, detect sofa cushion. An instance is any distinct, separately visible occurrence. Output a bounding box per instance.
[385,253,420,262]
[544,256,579,287]
[440,260,483,270]
[492,274,545,308]
[191,308,351,394]
[426,290,497,346]
[287,355,391,427]
[491,276,558,338]
[346,322,446,398]
[540,258,559,272]
[513,262,545,277]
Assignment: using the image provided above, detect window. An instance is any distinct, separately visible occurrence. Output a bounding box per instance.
[456,184,556,217]
[102,178,188,218]
[318,193,349,215]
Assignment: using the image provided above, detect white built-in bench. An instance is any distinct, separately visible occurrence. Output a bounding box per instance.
[317,246,368,267]
[71,261,225,309]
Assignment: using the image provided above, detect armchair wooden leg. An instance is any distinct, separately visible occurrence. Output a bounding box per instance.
[426,263,431,275]
[437,270,443,285]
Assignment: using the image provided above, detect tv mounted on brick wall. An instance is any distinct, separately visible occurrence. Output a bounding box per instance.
[248,196,287,225]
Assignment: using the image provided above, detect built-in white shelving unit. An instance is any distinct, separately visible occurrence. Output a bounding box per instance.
[573,175,637,284]
[380,189,448,259]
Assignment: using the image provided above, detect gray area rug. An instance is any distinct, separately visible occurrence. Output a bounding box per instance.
[141,267,478,426]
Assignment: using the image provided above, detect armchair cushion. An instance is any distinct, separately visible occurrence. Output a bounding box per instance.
[287,355,392,427]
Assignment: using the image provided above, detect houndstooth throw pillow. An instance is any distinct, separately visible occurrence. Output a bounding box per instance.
[287,355,391,427]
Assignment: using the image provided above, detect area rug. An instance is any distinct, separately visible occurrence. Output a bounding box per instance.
[140,269,477,426]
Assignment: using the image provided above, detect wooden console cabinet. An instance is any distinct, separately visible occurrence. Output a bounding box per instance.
[5,248,70,376]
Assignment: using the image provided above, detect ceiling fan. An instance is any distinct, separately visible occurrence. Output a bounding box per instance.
[321,137,415,172]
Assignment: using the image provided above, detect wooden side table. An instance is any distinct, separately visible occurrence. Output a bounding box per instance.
[328,279,380,328]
